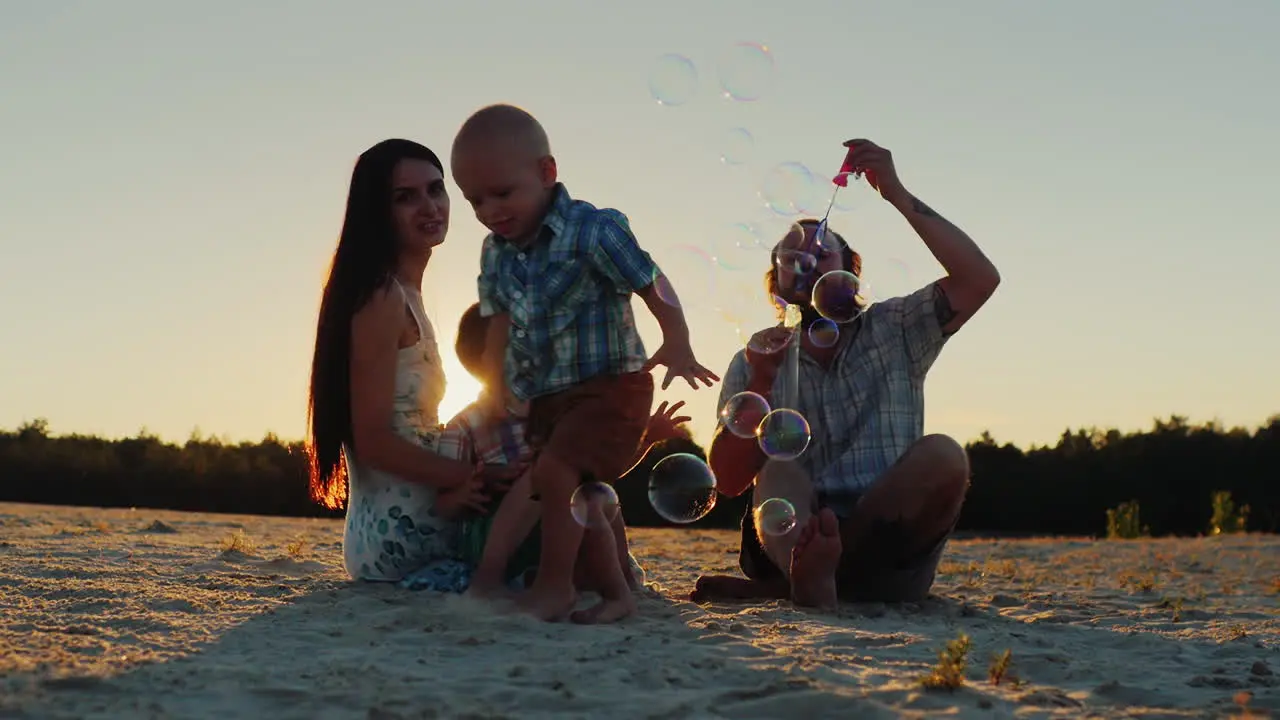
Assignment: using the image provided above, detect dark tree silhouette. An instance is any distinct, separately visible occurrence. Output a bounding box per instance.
[1,414,1275,536]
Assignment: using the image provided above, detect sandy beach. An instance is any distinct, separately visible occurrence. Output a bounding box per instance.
[0,501,1276,719]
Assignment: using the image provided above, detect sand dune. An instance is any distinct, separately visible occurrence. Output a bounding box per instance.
[0,501,1276,719]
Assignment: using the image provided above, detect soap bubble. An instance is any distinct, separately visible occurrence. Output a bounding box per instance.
[719,391,771,438]
[649,54,698,106]
[570,482,620,529]
[720,127,754,165]
[756,408,812,461]
[811,270,863,323]
[808,318,840,347]
[648,453,718,524]
[754,497,798,536]
[716,42,775,102]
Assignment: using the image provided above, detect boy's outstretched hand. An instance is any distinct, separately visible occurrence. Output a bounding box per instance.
[642,341,720,391]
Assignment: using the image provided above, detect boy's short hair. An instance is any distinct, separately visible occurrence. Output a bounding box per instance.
[455,302,488,379]
[452,103,551,161]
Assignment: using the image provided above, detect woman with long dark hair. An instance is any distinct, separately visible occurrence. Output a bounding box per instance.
[307,139,516,586]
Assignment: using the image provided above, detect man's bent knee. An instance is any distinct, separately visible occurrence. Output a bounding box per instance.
[914,434,969,479]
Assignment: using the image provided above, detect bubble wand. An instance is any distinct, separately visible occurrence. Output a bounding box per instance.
[792,150,863,304]
[777,303,802,409]
[782,147,868,407]
[805,147,865,257]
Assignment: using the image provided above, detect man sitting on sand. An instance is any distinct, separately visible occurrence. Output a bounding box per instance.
[691,138,1001,610]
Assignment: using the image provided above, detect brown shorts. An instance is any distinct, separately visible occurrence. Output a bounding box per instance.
[526,372,654,485]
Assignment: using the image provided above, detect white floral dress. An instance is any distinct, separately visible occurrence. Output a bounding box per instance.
[341,280,468,590]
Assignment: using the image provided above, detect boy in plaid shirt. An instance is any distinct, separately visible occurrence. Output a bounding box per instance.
[451,104,718,622]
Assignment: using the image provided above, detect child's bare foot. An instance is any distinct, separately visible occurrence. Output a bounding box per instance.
[570,594,636,624]
[517,585,578,622]
[466,576,512,601]
[789,508,841,611]
[619,556,645,589]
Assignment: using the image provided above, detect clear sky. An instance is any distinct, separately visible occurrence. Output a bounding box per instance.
[2,0,1276,450]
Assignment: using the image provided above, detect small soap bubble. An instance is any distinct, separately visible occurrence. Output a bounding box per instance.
[716,42,775,102]
[761,163,829,216]
[754,497,798,536]
[714,222,765,272]
[570,482,620,529]
[875,257,913,298]
[648,453,718,524]
[649,54,698,106]
[720,127,754,165]
[760,163,808,216]
[756,408,812,461]
[811,270,863,323]
[655,246,718,311]
[808,318,840,347]
[719,391,771,438]
[745,317,793,354]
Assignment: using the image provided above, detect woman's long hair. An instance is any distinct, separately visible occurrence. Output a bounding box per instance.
[306,139,443,510]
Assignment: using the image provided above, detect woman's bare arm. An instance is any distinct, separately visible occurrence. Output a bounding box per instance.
[349,284,468,490]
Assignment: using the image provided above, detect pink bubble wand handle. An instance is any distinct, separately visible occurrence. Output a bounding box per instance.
[822,148,863,223]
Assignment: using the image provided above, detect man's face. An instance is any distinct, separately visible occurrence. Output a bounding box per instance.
[773,222,845,305]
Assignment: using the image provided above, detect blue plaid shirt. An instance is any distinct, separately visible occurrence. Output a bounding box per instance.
[717,283,951,515]
[477,184,657,401]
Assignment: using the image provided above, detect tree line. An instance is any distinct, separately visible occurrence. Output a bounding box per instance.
[0,414,1275,536]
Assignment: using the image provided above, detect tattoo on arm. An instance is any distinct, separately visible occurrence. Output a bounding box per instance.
[911,196,945,222]
[933,282,958,330]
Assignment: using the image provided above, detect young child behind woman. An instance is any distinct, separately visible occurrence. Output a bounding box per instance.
[438,304,650,605]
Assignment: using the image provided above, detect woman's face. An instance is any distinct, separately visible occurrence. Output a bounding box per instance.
[389,159,449,253]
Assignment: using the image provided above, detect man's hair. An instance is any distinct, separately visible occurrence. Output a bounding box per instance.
[454,303,489,379]
[452,103,551,160]
[764,218,864,320]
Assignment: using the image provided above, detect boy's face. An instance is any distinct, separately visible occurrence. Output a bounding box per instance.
[452,139,557,244]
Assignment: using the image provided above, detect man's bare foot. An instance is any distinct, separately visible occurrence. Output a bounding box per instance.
[516,585,578,622]
[789,508,842,610]
[689,575,788,604]
[570,594,636,624]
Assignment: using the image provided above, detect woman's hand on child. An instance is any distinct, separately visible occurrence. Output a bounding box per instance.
[642,341,720,391]
[435,466,488,515]
[436,475,490,519]
[436,463,523,519]
[474,462,524,493]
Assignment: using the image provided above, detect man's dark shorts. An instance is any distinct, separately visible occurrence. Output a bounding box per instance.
[738,489,951,602]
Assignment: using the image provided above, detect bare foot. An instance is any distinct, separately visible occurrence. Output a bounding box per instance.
[622,553,648,591]
[789,508,841,610]
[689,575,788,604]
[466,576,515,602]
[570,594,637,624]
[517,585,578,622]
